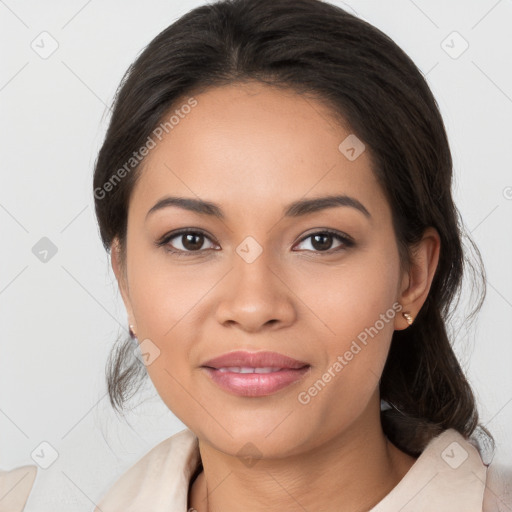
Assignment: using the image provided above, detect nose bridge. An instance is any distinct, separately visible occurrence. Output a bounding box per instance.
[235,238,275,295]
[215,235,295,331]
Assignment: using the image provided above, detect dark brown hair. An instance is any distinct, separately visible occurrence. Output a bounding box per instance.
[93,0,493,456]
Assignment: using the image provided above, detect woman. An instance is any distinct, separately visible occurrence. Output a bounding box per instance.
[88,0,510,510]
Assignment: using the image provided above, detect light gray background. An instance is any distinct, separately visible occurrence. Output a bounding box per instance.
[1,1,511,510]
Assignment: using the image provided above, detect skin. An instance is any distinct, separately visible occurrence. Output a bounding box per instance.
[111,81,440,512]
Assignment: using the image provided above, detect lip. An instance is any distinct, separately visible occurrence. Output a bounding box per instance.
[201,350,309,370]
[200,350,311,397]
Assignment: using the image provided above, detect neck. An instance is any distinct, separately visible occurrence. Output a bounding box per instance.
[188,403,417,512]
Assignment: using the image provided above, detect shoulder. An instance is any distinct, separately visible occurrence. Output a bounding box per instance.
[0,464,38,512]
[94,427,200,512]
[483,462,512,512]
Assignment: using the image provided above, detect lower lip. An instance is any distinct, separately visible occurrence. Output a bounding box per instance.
[201,366,311,397]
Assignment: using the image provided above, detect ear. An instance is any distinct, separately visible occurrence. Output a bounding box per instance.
[111,237,137,334]
[395,227,441,330]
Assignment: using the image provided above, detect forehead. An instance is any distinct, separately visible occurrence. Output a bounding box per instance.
[130,82,388,222]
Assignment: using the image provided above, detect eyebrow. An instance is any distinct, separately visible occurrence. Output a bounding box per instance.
[146,194,371,220]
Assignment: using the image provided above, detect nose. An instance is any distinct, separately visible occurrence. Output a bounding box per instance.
[214,246,296,333]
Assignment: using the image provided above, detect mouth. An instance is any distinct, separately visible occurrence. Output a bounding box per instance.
[215,366,296,373]
[200,350,311,397]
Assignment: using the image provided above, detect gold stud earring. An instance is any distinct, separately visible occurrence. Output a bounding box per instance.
[129,324,137,338]
[402,312,414,325]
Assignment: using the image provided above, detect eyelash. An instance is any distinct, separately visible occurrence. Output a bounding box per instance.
[155,228,355,257]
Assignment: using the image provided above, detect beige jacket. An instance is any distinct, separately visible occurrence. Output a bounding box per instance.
[0,465,37,512]
[3,428,511,511]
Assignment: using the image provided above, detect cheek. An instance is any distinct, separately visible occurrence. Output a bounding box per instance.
[296,245,400,395]
[295,275,399,427]
[126,264,200,415]
[296,248,400,344]
[125,251,226,407]
[127,248,216,338]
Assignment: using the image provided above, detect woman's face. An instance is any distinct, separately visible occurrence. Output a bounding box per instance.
[115,82,413,457]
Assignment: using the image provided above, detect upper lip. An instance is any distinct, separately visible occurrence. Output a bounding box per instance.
[201,350,309,369]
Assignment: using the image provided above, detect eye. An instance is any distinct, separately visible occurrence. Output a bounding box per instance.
[156,229,218,255]
[293,229,354,253]
[156,228,354,256]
